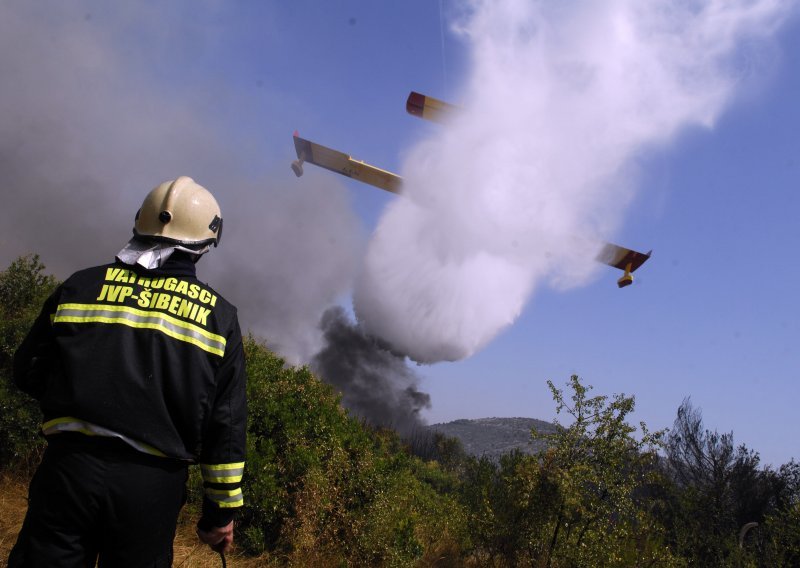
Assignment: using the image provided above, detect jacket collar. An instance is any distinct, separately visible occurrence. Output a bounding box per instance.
[116,252,197,278]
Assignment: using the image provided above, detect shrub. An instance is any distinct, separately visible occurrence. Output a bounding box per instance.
[0,255,58,471]
[239,336,467,565]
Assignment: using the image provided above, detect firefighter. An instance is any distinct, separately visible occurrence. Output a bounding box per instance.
[8,176,246,567]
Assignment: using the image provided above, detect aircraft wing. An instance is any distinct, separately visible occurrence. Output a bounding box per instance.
[406,91,460,123]
[405,93,654,288]
[292,133,403,194]
[291,98,653,289]
[596,243,652,288]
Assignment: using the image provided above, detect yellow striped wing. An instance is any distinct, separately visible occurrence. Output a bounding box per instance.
[293,134,403,194]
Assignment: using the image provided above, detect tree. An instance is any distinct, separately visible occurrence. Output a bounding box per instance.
[534,376,676,567]
[662,398,792,565]
[459,375,679,567]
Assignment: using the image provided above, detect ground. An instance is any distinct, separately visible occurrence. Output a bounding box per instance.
[0,474,268,567]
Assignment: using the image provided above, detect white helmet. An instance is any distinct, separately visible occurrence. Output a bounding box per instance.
[133,176,223,249]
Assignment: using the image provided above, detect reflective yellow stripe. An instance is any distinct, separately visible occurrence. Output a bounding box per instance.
[201,462,245,484]
[205,487,244,508]
[54,303,225,356]
[42,417,168,457]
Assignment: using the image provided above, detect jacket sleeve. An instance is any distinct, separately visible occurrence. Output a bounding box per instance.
[198,316,247,528]
[12,288,60,399]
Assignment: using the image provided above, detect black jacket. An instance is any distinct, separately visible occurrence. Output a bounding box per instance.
[13,253,246,526]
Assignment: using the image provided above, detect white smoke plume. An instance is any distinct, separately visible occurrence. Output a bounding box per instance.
[354,0,793,363]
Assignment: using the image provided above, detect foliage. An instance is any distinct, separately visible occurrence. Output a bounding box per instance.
[459,375,681,567]
[0,255,58,470]
[0,255,59,374]
[240,336,466,566]
[2,255,800,566]
[661,400,800,566]
[537,377,676,567]
[761,499,800,566]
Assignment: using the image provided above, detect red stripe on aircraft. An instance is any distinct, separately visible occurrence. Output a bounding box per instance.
[406,91,425,117]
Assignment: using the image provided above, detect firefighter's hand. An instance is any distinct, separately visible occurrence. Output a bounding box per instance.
[196,520,234,554]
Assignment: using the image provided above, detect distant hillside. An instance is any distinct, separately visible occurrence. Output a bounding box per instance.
[428,417,558,461]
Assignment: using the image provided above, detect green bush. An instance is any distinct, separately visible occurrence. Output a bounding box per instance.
[12,255,799,566]
[457,376,682,567]
[0,255,58,471]
[0,256,469,565]
[239,336,467,565]
[761,501,800,566]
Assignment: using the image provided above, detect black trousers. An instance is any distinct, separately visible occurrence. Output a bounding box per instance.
[8,435,188,568]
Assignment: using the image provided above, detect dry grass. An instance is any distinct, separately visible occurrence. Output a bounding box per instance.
[172,509,276,568]
[1,474,272,567]
[0,474,27,563]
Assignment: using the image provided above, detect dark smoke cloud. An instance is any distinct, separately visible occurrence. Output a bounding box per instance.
[311,307,431,435]
[202,175,365,363]
[0,2,363,363]
[0,1,430,423]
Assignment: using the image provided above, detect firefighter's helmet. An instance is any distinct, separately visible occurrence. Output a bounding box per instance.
[134,176,223,248]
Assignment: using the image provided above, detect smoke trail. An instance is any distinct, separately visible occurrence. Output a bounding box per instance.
[311,307,431,435]
[354,0,793,363]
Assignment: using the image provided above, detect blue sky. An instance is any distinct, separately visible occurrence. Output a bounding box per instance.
[1,1,798,467]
